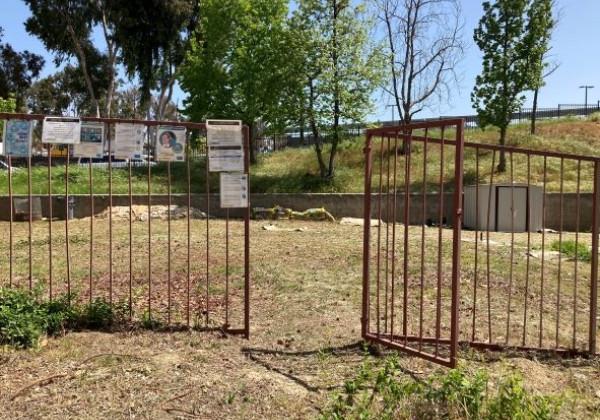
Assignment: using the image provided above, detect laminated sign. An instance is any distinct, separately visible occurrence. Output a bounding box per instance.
[2,120,32,157]
[207,120,244,172]
[42,117,81,144]
[73,121,105,158]
[220,172,248,208]
[156,125,186,162]
[114,123,145,159]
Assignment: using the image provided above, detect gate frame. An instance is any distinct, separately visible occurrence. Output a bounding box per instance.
[0,112,251,338]
[361,119,464,368]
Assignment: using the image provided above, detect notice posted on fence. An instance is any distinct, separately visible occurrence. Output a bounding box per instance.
[3,119,33,157]
[73,121,105,158]
[220,172,248,208]
[42,116,81,144]
[114,123,145,159]
[207,120,244,172]
[156,125,187,162]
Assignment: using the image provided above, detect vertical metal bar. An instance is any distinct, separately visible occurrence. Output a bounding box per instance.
[108,125,113,304]
[167,161,172,324]
[243,125,251,339]
[186,133,192,328]
[573,160,581,349]
[205,142,210,327]
[147,129,152,321]
[47,145,53,299]
[225,209,230,328]
[556,158,564,348]
[376,136,384,337]
[28,153,32,290]
[539,157,548,348]
[418,128,428,351]
[522,153,532,346]
[384,136,391,334]
[402,129,412,345]
[435,127,445,357]
[450,121,465,368]
[390,133,398,341]
[362,133,373,338]
[65,146,71,300]
[7,155,13,287]
[590,161,599,354]
[128,160,133,319]
[506,152,515,344]
[472,147,480,342]
[89,158,94,302]
[485,151,496,343]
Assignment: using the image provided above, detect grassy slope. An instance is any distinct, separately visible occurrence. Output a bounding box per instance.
[2,117,600,195]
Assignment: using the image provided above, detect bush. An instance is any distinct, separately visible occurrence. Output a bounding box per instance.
[588,112,600,123]
[0,288,126,349]
[551,240,592,262]
[0,288,46,348]
[320,357,562,419]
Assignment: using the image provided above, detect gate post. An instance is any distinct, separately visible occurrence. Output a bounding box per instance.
[590,161,599,354]
[450,121,465,367]
[362,133,373,338]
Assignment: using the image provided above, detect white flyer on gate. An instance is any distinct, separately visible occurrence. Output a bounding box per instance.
[207,120,244,172]
[42,116,81,144]
[114,123,145,159]
[220,172,248,208]
[73,121,105,158]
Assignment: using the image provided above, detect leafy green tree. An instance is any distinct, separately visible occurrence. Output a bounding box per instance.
[525,0,555,134]
[106,0,199,118]
[292,0,384,178]
[472,0,552,172]
[23,0,118,117]
[0,27,45,110]
[180,0,297,163]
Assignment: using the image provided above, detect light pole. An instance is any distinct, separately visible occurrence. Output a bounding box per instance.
[579,85,595,113]
[386,104,397,126]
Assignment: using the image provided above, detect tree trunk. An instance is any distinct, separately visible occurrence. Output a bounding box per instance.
[67,25,100,117]
[249,121,257,165]
[498,126,507,172]
[530,87,539,135]
[327,0,340,179]
[308,78,327,177]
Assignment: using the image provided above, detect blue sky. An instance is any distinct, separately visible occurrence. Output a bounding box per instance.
[1,0,599,121]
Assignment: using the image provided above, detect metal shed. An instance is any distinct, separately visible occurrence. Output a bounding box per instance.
[463,183,543,232]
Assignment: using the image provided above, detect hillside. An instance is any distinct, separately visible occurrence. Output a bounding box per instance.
[1,117,599,195]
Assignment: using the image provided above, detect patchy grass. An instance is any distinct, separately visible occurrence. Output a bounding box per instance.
[551,239,592,263]
[0,219,598,418]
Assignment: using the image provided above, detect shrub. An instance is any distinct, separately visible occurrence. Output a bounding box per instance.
[0,288,127,349]
[551,240,592,262]
[0,288,46,348]
[588,112,600,123]
[320,357,562,419]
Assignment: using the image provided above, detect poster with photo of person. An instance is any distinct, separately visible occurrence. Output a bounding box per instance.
[155,125,186,162]
[73,121,105,158]
[2,119,33,157]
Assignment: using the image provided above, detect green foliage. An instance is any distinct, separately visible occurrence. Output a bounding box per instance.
[180,0,295,137]
[290,0,384,177]
[471,0,554,171]
[0,287,126,349]
[551,240,592,263]
[0,27,44,110]
[0,288,47,348]
[321,357,562,419]
[588,112,600,123]
[0,95,16,135]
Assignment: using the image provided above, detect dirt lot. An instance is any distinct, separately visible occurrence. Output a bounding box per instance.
[0,219,599,419]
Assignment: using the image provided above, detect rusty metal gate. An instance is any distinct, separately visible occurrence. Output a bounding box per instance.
[362,119,464,367]
[363,119,599,367]
[0,113,250,337]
